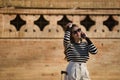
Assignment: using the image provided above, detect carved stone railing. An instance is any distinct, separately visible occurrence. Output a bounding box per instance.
[0,8,120,39]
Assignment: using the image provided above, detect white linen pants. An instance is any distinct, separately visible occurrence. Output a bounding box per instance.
[64,62,90,80]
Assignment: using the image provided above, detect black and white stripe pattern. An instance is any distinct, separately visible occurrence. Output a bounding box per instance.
[64,31,97,62]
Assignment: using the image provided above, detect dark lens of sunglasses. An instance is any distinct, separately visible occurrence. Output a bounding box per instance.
[77,29,81,32]
[73,28,81,34]
[73,31,77,34]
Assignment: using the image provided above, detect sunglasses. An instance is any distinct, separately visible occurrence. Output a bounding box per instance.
[72,28,81,34]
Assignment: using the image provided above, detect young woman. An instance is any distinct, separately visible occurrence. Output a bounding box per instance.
[64,23,98,80]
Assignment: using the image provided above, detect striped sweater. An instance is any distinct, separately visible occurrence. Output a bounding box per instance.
[64,31,97,62]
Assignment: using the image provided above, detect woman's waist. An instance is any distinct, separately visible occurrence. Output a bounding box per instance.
[69,61,86,65]
[67,61,87,67]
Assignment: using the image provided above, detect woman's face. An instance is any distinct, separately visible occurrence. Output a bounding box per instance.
[71,26,82,40]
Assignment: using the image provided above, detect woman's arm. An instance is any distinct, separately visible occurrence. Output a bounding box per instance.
[85,37,98,54]
[63,23,72,48]
[81,32,98,54]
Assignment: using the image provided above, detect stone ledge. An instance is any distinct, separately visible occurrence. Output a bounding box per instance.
[0,8,120,15]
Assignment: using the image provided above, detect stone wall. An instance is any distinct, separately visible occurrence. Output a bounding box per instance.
[0,0,120,80]
[0,0,120,8]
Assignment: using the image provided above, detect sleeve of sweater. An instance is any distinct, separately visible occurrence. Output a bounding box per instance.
[63,28,71,49]
[85,37,98,54]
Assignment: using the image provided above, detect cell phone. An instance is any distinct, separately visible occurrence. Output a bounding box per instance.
[81,33,86,38]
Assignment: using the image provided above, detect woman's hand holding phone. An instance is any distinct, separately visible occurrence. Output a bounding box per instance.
[81,32,87,39]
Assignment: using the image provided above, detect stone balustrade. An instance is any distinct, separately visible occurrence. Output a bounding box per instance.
[0,8,120,38]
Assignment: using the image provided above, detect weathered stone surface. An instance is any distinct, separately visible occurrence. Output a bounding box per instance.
[0,39,120,80]
[0,0,120,80]
[0,0,120,8]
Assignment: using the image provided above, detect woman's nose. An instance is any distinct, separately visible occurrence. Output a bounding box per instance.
[77,31,80,34]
